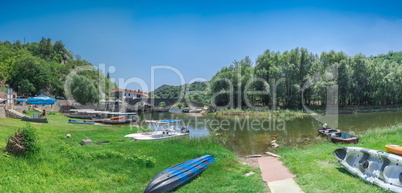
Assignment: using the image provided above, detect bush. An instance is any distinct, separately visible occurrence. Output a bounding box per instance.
[4,125,39,157]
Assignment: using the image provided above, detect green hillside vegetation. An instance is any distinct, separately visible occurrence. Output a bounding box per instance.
[0,38,115,99]
[150,81,210,104]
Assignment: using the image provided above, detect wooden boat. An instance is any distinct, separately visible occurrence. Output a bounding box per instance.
[21,116,48,123]
[68,119,95,125]
[64,113,97,119]
[385,145,402,155]
[110,116,125,120]
[95,118,136,125]
[330,131,359,144]
[317,128,340,137]
[144,155,215,193]
[334,147,402,192]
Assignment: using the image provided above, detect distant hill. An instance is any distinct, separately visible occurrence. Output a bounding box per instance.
[150,81,210,104]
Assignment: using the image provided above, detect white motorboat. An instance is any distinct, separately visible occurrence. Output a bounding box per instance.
[125,120,189,140]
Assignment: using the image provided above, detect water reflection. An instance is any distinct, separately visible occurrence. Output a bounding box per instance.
[137,111,402,156]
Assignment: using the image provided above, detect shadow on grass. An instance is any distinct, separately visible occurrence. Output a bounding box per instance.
[335,166,356,178]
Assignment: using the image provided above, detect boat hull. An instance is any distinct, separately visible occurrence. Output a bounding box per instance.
[64,114,96,119]
[334,147,402,192]
[21,117,48,123]
[385,145,402,155]
[330,131,359,144]
[144,155,215,193]
[125,131,189,141]
[96,118,135,125]
[68,120,95,124]
[317,128,340,137]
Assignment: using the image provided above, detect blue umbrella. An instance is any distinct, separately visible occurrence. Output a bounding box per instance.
[27,95,57,105]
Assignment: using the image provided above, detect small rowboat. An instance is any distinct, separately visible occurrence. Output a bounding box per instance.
[22,116,48,123]
[334,147,402,192]
[110,116,125,120]
[144,155,215,193]
[385,145,402,155]
[317,128,340,137]
[330,131,359,144]
[68,119,95,124]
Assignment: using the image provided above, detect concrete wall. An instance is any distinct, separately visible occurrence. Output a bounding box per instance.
[0,106,5,118]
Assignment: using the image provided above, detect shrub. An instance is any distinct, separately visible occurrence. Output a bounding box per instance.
[4,125,39,157]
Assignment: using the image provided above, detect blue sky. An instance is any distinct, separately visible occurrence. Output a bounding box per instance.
[1,0,402,91]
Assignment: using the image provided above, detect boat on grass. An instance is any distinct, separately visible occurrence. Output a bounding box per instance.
[317,128,340,136]
[125,128,189,141]
[334,147,402,192]
[385,145,402,155]
[125,119,189,140]
[63,109,102,119]
[68,119,95,124]
[22,116,48,123]
[330,131,359,144]
[95,118,135,125]
[144,155,215,193]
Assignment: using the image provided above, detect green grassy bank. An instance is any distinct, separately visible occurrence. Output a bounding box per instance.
[278,123,402,193]
[0,113,266,192]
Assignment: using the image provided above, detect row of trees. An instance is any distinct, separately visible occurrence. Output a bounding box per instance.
[0,38,116,104]
[209,48,401,109]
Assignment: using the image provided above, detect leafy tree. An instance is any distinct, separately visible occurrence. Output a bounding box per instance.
[70,75,99,105]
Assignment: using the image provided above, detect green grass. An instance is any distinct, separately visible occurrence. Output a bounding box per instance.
[278,123,402,193]
[0,113,266,192]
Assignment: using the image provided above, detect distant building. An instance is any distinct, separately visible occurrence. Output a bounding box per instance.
[110,89,148,99]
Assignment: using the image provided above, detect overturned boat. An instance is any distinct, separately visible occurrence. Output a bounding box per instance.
[334,147,402,192]
[144,155,215,193]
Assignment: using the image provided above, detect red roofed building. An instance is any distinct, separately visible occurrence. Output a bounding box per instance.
[110,89,149,99]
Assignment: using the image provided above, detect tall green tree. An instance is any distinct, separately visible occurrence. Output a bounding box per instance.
[70,75,100,105]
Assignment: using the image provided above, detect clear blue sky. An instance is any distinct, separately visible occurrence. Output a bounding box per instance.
[1,0,402,91]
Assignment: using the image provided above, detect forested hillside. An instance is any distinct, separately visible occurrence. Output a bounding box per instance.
[150,81,209,104]
[0,38,115,100]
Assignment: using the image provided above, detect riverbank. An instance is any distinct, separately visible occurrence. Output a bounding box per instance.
[277,123,402,193]
[0,113,266,192]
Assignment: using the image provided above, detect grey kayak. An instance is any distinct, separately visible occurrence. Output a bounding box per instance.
[334,147,402,192]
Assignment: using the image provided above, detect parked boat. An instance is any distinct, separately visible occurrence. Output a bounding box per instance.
[330,131,359,144]
[125,128,189,141]
[63,109,101,119]
[317,128,340,136]
[68,119,95,125]
[334,147,402,192]
[125,120,189,140]
[110,115,125,120]
[385,145,402,155]
[22,116,48,123]
[94,118,136,125]
[144,155,215,193]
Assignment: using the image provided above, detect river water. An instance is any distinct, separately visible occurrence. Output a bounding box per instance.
[137,111,402,156]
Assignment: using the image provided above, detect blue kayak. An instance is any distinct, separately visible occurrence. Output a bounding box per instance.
[144,155,215,193]
[68,119,95,124]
